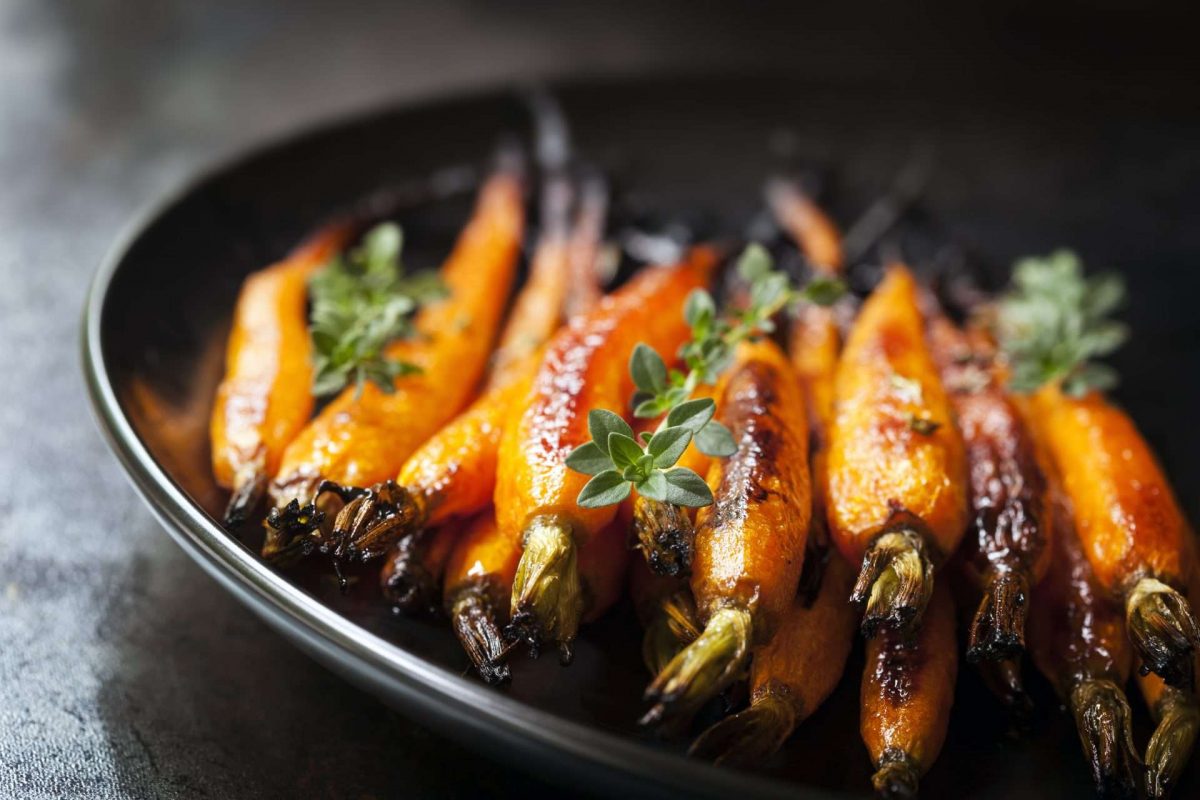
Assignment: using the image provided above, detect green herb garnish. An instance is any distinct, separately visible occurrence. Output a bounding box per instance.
[309,223,447,397]
[997,249,1127,397]
[566,243,844,509]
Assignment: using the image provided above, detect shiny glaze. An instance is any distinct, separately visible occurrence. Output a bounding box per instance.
[860,581,957,772]
[826,265,968,564]
[1029,492,1130,695]
[443,511,520,614]
[1031,383,1194,595]
[691,339,811,638]
[928,317,1051,591]
[494,247,716,543]
[270,173,524,504]
[210,222,353,489]
[749,557,857,716]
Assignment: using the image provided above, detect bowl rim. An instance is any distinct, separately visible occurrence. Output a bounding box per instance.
[78,84,845,800]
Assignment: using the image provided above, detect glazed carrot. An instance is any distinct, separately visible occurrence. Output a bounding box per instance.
[210,221,354,525]
[562,174,608,320]
[1030,382,1199,688]
[1029,490,1138,798]
[860,581,957,800]
[262,168,524,561]
[1138,564,1200,797]
[578,513,631,625]
[629,559,699,676]
[928,315,1051,662]
[826,265,968,635]
[643,339,811,726]
[629,382,716,577]
[690,557,857,766]
[498,248,717,657]
[766,177,844,276]
[380,524,457,614]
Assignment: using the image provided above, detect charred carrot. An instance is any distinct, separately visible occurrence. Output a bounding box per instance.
[690,557,857,766]
[928,315,1051,662]
[262,167,524,561]
[1138,564,1200,797]
[210,221,354,525]
[1030,383,1199,688]
[643,339,811,726]
[860,581,957,800]
[1029,490,1139,798]
[497,248,717,659]
[629,559,699,676]
[380,524,457,614]
[826,265,968,635]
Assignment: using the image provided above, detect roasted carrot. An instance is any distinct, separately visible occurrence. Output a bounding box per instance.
[826,265,968,635]
[498,248,717,658]
[928,315,1051,661]
[629,383,715,578]
[860,580,957,800]
[1029,489,1139,798]
[1138,563,1200,797]
[442,511,522,685]
[1030,382,1199,688]
[380,524,457,614]
[629,559,699,676]
[210,221,354,525]
[643,338,811,726]
[690,557,857,766]
[578,513,631,626]
[262,167,524,562]
[775,183,844,599]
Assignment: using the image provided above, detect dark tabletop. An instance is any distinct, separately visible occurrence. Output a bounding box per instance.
[2,2,1198,798]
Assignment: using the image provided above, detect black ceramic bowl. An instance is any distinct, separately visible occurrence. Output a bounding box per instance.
[83,77,1200,798]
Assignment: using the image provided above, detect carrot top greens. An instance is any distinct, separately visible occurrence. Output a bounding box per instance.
[566,244,844,509]
[997,249,1127,397]
[308,222,447,398]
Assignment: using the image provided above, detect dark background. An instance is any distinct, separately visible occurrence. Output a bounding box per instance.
[2,2,1198,798]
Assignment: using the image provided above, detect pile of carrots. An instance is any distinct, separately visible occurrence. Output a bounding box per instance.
[208,150,1199,798]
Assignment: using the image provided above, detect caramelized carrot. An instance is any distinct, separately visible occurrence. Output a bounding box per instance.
[210,221,354,525]
[629,382,716,578]
[1029,488,1139,798]
[629,559,699,676]
[643,339,811,726]
[443,511,522,685]
[578,513,631,625]
[1031,383,1199,687]
[498,248,717,658]
[826,265,968,635]
[860,581,957,799]
[690,557,857,765]
[928,316,1051,661]
[1138,564,1200,797]
[380,524,457,614]
[262,168,524,562]
[766,177,845,276]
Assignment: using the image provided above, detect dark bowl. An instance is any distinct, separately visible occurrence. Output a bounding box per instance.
[82,76,1200,798]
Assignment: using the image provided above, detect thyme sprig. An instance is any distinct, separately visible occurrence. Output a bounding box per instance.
[309,223,447,398]
[566,244,845,509]
[996,249,1127,397]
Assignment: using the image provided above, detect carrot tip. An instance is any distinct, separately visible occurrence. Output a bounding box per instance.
[871,749,921,800]
[632,495,694,578]
[261,499,325,564]
[689,684,796,767]
[642,590,700,676]
[449,579,512,686]
[1070,679,1141,800]
[967,571,1030,663]
[1145,686,1200,798]
[1126,578,1200,689]
[851,531,933,637]
[642,606,752,729]
[224,470,267,527]
[380,532,441,615]
[507,515,583,658]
